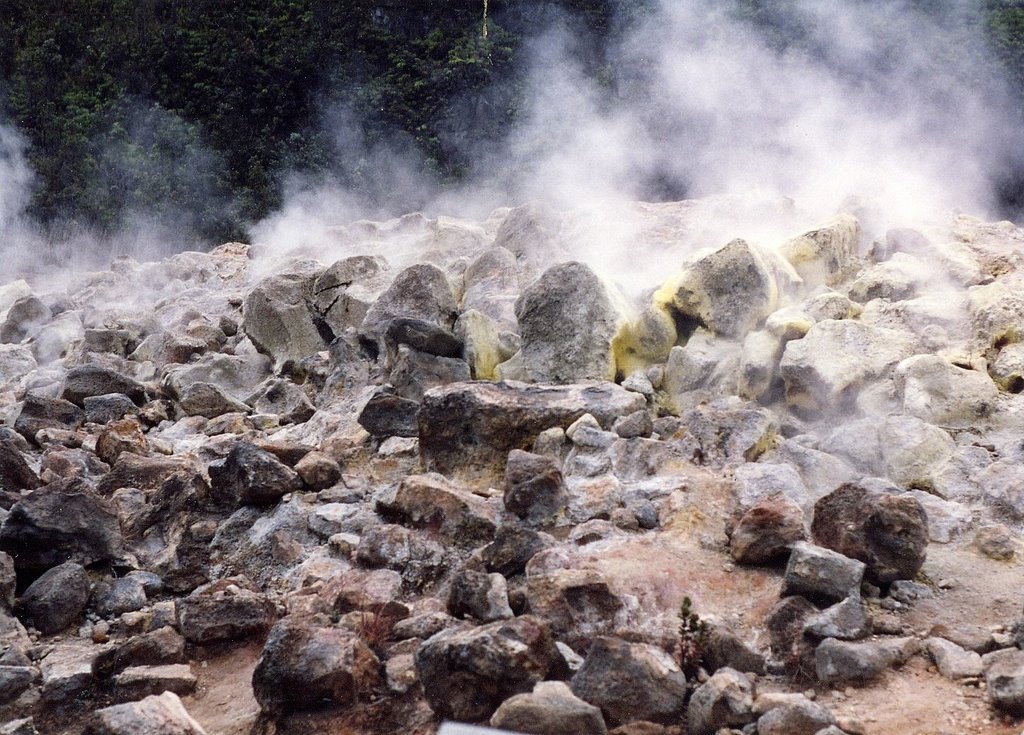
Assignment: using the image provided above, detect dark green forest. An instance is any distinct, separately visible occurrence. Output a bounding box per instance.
[2,0,1024,244]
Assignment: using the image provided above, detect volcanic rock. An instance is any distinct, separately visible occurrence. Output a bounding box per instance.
[83,692,207,735]
[360,263,458,352]
[208,441,303,507]
[490,680,608,735]
[18,561,90,634]
[243,271,327,369]
[174,577,276,644]
[781,542,865,605]
[687,667,755,735]
[729,494,805,565]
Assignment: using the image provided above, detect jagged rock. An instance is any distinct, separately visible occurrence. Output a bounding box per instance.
[418,380,644,476]
[93,627,187,678]
[0,478,123,573]
[61,365,146,407]
[676,400,778,466]
[97,453,192,495]
[514,261,624,383]
[14,393,85,442]
[781,542,865,605]
[0,344,37,390]
[613,410,653,439]
[294,451,342,490]
[660,331,742,411]
[162,353,272,403]
[729,494,805,565]
[83,692,207,734]
[415,615,565,721]
[779,320,915,413]
[447,568,514,622]
[94,574,149,617]
[112,664,196,703]
[243,271,327,369]
[0,552,14,609]
[657,239,780,338]
[83,393,139,424]
[755,694,836,735]
[244,378,315,424]
[357,392,420,438]
[894,354,999,425]
[704,627,766,675]
[810,482,928,584]
[174,577,276,644]
[491,680,608,735]
[738,329,782,401]
[0,438,39,491]
[765,596,817,669]
[925,637,982,679]
[815,636,918,683]
[360,263,458,351]
[985,648,1024,716]
[31,310,84,364]
[0,295,48,344]
[176,382,250,419]
[968,279,1024,348]
[0,665,36,705]
[378,474,496,546]
[686,667,755,735]
[570,636,688,726]
[40,641,104,713]
[526,567,624,646]
[731,461,815,512]
[252,616,381,714]
[384,316,463,360]
[95,418,148,465]
[389,345,470,402]
[208,441,303,507]
[778,214,859,288]
[481,523,551,577]
[847,254,920,303]
[803,597,871,641]
[503,449,568,526]
[0,717,36,735]
[312,255,391,336]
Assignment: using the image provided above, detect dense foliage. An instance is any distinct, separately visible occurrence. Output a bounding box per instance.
[2,1,1024,243]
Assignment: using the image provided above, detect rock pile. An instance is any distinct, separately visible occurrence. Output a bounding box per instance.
[0,201,1022,734]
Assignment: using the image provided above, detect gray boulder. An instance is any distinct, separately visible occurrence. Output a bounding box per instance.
[389,345,471,402]
[985,647,1024,716]
[490,680,607,735]
[61,365,146,407]
[503,449,568,526]
[415,615,565,721]
[83,692,207,735]
[815,636,918,683]
[176,381,250,419]
[925,637,982,679]
[357,392,420,438]
[781,542,865,605]
[687,667,755,735]
[14,393,85,443]
[894,354,1000,426]
[659,239,780,338]
[360,263,458,352]
[778,214,859,288]
[311,255,391,336]
[803,596,871,641]
[570,636,688,726]
[18,561,90,634]
[755,694,836,735]
[514,261,624,383]
[243,271,327,369]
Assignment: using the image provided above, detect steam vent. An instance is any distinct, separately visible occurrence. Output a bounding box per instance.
[0,198,1023,735]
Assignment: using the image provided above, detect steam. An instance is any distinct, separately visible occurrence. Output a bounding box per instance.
[0,122,36,274]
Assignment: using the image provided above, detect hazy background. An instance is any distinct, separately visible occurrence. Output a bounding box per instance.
[2,0,1024,275]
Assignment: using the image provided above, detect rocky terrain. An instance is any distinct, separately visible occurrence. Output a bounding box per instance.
[0,197,1023,735]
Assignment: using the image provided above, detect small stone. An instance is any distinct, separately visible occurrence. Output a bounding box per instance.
[974,524,1017,561]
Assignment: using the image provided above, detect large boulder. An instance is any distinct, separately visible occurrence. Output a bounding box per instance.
[174,577,276,645]
[359,263,458,352]
[655,239,782,338]
[894,354,1000,426]
[162,353,272,403]
[18,561,90,635]
[311,255,391,336]
[0,478,123,573]
[814,636,918,684]
[14,393,85,442]
[490,680,608,735]
[513,261,625,383]
[378,474,496,546]
[778,214,860,288]
[415,615,565,721]
[779,319,916,414]
[811,482,929,584]
[83,692,207,735]
[252,616,381,715]
[61,365,146,407]
[418,380,645,477]
[503,450,569,526]
[687,667,756,735]
[986,648,1024,716]
[208,441,303,508]
[243,271,327,369]
[569,636,689,726]
[781,542,865,605]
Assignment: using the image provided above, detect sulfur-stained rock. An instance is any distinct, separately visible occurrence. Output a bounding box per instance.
[778,214,860,288]
[455,309,520,380]
[656,239,779,339]
[894,354,999,425]
[811,482,929,584]
[418,380,644,477]
[514,262,625,383]
[415,615,565,721]
[738,330,782,401]
[660,331,742,412]
[779,319,916,414]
